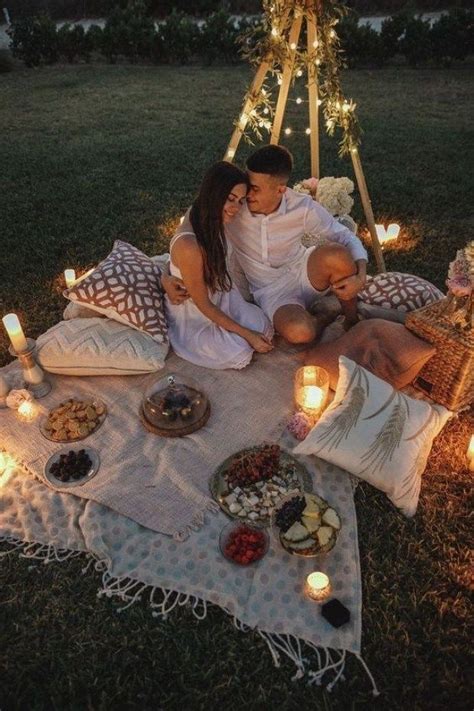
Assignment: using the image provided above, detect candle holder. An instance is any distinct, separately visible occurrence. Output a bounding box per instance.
[305,572,332,602]
[294,366,329,424]
[9,339,51,399]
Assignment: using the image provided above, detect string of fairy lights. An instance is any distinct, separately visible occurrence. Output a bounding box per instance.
[235,0,362,157]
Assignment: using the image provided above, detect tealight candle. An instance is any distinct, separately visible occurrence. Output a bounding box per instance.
[2,313,28,353]
[468,435,474,472]
[64,269,77,288]
[375,223,400,245]
[306,572,331,601]
[17,400,37,423]
[294,366,329,422]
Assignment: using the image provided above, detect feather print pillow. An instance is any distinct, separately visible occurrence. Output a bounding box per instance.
[294,357,451,516]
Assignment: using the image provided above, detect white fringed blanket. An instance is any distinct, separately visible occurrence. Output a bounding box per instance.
[0,347,378,692]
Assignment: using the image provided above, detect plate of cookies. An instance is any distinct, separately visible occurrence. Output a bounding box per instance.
[39,397,107,442]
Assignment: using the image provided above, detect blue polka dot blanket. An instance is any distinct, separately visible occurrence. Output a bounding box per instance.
[0,350,378,694]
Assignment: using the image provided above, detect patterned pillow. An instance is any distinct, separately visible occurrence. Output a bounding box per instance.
[359,272,444,312]
[37,318,168,375]
[64,240,168,344]
[294,357,451,517]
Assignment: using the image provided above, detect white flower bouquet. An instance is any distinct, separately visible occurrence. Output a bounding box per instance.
[293,176,357,233]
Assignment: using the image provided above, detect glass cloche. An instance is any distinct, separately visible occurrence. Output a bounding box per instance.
[141,373,210,436]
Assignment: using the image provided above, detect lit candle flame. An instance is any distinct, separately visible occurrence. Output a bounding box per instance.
[64,269,77,288]
[17,400,37,422]
[375,223,400,245]
[302,385,324,411]
[468,435,474,472]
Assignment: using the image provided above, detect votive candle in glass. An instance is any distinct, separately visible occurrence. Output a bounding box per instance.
[305,572,331,601]
[294,366,329,422]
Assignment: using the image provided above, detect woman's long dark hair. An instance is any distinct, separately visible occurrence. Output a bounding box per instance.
[189,161,249,293]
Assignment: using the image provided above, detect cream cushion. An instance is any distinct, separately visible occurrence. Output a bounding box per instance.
[36,318,168,376]
[294,357,451,517]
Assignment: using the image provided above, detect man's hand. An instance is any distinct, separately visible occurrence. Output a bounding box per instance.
[330,273,366,301]
[161,273,189,305]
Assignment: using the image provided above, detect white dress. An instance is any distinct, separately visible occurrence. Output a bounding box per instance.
[165,232,273,370]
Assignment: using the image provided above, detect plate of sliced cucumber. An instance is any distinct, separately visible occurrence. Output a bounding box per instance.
[272,492,341,557]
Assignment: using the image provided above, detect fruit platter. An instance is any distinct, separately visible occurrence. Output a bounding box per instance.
[40,397,107,442]
[209,443,312,527]
[219,522,269,566]
[273,492,341,557]
[44,446,100,488]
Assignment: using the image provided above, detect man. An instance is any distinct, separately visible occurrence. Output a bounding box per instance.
[164,145,368,344]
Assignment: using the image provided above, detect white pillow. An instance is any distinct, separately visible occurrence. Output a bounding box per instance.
[36,318,168,376]
[63,302,103,320]
[294,356,451,517]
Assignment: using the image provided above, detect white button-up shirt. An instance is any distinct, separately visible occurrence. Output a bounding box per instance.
[225,188,368,290]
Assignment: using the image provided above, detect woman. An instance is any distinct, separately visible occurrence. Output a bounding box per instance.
[165,161,273,369]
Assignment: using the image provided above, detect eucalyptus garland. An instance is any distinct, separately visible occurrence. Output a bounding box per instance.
[237,0,362,156]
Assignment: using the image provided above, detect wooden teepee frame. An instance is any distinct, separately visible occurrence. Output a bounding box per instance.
[224,0,386,273]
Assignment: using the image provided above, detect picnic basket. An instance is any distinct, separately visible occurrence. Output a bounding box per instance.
[405,295,474,410]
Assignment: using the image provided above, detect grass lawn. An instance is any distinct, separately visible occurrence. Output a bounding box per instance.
[0,61,473,710]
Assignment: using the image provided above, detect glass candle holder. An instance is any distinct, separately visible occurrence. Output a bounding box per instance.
[305,572,331,602]
[294,366,329,423]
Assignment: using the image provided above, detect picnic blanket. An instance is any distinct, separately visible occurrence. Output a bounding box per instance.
[0,347,302,540]
[0,344,378,692]
[0,436,377,693]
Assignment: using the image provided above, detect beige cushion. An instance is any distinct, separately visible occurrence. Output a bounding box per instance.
[294,357,451,517]
[64,240,168,344]
[63,302,103,320]
[359,272,444,312]
[36,318,168,376]
[304,319,436,390]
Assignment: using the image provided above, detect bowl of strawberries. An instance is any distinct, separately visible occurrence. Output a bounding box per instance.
[219,522,269,566]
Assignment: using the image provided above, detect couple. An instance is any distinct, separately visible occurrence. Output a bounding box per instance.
[162,145,368,370]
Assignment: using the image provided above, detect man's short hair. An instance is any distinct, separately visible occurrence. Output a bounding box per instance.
[246,145,293,182]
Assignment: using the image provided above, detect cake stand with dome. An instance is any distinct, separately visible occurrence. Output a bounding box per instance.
[140,373,210,437]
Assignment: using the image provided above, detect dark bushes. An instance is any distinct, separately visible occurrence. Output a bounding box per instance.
[7,7,474,69]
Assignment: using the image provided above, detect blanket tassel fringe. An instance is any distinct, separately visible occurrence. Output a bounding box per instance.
[0,535,379,696]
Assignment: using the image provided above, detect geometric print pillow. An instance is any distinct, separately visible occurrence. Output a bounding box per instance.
[64,240,168,344]
[359,272,444,313]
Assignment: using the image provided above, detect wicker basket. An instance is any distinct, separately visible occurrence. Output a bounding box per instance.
[405,297,474,410]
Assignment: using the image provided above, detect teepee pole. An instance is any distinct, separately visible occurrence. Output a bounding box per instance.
[306,6,320,179]
[351,148,386,272]
[224,60,271,162]
[270,13,303,145]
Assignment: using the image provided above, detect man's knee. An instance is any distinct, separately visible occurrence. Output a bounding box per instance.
[277,319,316,344]
[310,243,356,285]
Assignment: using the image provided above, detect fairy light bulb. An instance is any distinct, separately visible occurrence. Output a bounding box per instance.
[271,27,278,37]
[284,127,292,136]
[317,99,322,106]
[312,40,319,48]
[240,112,248,125]
[277,77,282,85]
[296,97,302,104]
[263,107,269,114]
[296,69,303,77]
[342,102,350,112]
[290,42,297,50]
[315,59,321,66]
[227,148,235,158]
[305,127,311,135]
